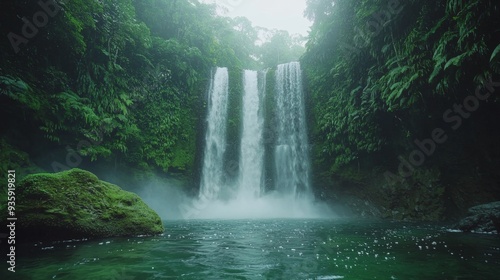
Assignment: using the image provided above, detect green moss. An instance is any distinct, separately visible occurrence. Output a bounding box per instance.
[15,168,164,240]
[0,138,45,179]
[170,108,197,172]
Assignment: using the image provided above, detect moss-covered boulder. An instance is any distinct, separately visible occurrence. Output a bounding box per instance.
[13,169,164,240]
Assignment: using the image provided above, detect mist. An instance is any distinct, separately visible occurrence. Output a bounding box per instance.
[102,170,335,220]
[127,176,215,221]
[184,192,335,220]
[134,176,335,220]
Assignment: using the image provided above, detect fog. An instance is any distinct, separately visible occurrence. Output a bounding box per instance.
[184,192,335,219]
[133,176,335,220]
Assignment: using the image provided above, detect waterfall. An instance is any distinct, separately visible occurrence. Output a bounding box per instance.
[192,63,329,219]
[238,70,266,198]
[274,62,311,197]
[199,68,229,200]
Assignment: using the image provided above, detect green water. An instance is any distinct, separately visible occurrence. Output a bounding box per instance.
[6,220,500,279]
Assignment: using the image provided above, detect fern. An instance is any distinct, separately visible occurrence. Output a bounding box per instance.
[0,76,41,110]
[490,44,500,63]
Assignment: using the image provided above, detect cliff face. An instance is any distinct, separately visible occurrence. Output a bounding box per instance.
[301,0,500,220]
[317,163,499,221]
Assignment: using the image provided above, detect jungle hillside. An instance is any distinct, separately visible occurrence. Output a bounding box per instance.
[1,0,500,221]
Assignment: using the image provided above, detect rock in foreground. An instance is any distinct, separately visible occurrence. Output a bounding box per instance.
[15,169,164,240]
[455,201,500,234]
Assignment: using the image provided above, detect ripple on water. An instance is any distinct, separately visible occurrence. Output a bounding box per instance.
[10,219,500,279]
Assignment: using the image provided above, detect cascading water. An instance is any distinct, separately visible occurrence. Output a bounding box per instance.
[199,67,229,200]
[274,62,312,197]
[238,70,265,198]
[192,63,330,219]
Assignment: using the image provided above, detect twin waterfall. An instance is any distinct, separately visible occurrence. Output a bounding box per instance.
[198,62,314,217]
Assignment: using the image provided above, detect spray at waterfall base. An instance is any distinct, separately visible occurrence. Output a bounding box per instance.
[187,62,334,219]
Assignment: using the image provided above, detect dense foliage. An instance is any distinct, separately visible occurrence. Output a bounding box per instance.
[0,0,304,180]
[302,0,500,217]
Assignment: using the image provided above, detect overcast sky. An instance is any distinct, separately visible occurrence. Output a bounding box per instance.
[201,0,312,36]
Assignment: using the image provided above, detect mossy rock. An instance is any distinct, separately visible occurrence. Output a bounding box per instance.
[12,169,164,240]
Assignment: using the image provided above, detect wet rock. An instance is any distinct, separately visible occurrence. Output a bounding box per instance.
[455,201,500,234]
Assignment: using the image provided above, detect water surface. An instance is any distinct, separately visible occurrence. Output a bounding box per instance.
[10,219,500,279]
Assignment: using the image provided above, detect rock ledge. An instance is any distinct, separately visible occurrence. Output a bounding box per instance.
[455,201,500,234]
